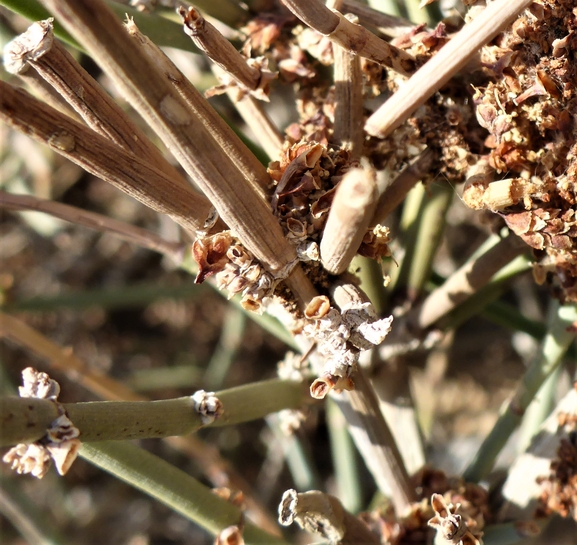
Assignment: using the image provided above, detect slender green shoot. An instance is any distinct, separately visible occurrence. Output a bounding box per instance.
[463,301,577,483]
[80,441,288,544]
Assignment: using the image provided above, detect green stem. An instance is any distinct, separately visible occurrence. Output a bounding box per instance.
[482,520,547,545]
[80,441,288,544]
[326,398,362,514]
[463,301,577,483]
[0,379,308,447]
[352,255,389,316]
[405,181,453,301]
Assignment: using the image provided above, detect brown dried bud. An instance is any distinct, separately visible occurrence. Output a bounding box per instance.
[304,295,331,319]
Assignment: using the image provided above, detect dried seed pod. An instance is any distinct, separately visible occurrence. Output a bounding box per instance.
[304,295,331,319]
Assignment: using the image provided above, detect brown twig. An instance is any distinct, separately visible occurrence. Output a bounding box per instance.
[370,148,434,226]
[320,167,378,275]
[38,0,317,306]
[281,0,416,76]
[331,13,364,160]
[179,7,261,93]
[0,82,216,234]
[0,190,185,262]
[365,0,534,138]
[125,20,272,196]
[4,19,189,186]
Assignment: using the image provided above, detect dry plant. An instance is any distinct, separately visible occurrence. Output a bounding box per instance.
[0,0,576,544]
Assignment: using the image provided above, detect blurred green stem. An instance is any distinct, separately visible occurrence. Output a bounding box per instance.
[463,301,577,483]
[352,255,388,315]
[326,398,362,513]
[0,379,308,447]
[80,441,288,544]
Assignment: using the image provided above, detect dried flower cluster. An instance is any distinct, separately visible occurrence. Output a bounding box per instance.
[3,368,80,478]
[192,231,276,313]
[464,0,577,302]
[359,469,489,545]
[536,419,577,521]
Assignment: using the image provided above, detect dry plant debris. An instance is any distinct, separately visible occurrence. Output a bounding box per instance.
[3,368,80,478]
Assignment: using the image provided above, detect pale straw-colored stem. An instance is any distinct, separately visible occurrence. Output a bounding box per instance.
[320,167,379,275]
[370,148,434,226]
[339,0,418,38]
[365,0,534,137]
[331,17,364,160]
[230,93,284,161]
[179,7,260,92]
[407,233,527,331]
[329,281,416,514]
[281,0,416,75]
[0,191,185,262]
[37,0,298,281]
[126,21,272,197]
[15,68,76,118]
[278,488,379,544]
[0,82,216,234]
[4,19,189,186]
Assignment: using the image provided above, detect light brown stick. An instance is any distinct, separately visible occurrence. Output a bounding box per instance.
[365,0,534,137]
[0,82,215,234]
[407,233,527,331]
[340,0,418,37]
[331,15,364,160]
[281,0,416,76]
[38,0,316,306]
[4,19,187,185]
[126,20,272,196]
[320,168,378,275]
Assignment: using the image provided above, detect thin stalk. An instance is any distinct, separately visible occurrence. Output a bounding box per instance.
[281,0,417,75]
[126,18,272,195]
[404,0,434,26]
[331,23,364,160]
[127,365,203,392]
[463,302,577,483]
[516,365,560,454]
[38,0,308,293]
[0,0,200,52]
[340,0,416,38]
[332,366,416,514]
[482,521,546,545]
[386,181,425,295]
[320,167,379,275]
[404,181,453,301]
[179,7,261,93]
[2,281,205,313]
[326,398,362,514]
[266,414,321,491]
[407,233,528,331]
[351,255,388,316]
[4,20,192,186]
[500,387,577,520]
[278,488,379,544]
[0,82,217,234]
[229,93,284,161]
[203,307,247,390]
[370,148,434,227]
[365,0,534,137]
[80,441,288,545]
[0,311,283,534]
[437,253,532,331]
[0,477,71,545]
[0,379,308,447]
[0,191,185,262]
